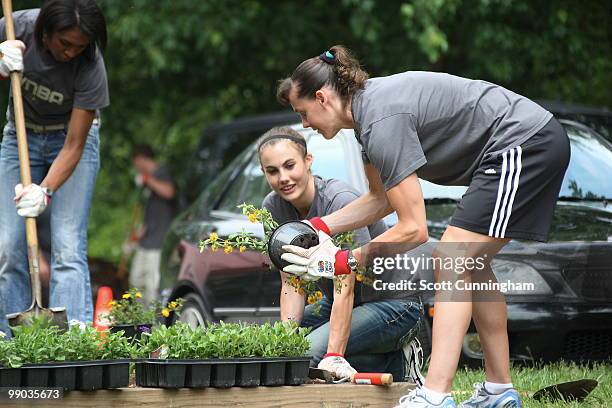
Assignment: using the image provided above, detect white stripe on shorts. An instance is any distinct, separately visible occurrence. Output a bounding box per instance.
[489,146,523,238]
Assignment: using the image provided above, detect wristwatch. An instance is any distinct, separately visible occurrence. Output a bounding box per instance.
[41,187,54,198]
[347,251,359,273]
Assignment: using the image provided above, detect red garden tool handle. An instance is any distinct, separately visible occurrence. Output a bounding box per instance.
[352,373,394,386]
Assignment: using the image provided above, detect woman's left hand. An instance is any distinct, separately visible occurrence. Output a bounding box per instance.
[14,183,50,217]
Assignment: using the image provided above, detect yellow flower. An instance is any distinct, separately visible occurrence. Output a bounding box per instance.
[135,292,142,298]
[307,295,315,305]
[224,245,233,254]
[209,232,219,242]
[122,293,131,299]
[356,273,365,282]
[248,213,258,223]
[239,246,247,253]
[108,300,117,307]
[315,291,323,300]
[161,308,170,318]
[169,301,178,309]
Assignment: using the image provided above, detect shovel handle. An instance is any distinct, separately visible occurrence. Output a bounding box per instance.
[2,0,43,308]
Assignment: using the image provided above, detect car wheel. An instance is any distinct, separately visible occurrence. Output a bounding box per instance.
[173,293,213,329]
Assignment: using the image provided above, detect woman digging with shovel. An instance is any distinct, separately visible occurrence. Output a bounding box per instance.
[258,126,425,384]
[0,0,108,337]
[277,46,569,408]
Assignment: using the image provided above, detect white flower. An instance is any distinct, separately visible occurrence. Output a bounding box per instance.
[69,319,87,330]
[0,330,6,338]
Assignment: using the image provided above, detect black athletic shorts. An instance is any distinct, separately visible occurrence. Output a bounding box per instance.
[450,118,570,242]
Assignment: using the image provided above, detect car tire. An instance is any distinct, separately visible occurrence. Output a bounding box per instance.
[172,292,213,329]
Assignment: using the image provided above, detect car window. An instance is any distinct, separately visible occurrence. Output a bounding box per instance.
[308,136,350,183]
[306,130,369,192]
[194,147,254,217]
[217,149,271,213]
[560,123,612,199]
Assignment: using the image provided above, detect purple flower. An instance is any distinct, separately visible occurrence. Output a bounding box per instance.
[138,325,151,334]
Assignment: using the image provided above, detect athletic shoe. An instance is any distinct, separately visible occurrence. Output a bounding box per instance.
[395,388,456,408]
[402,337,425,386]
[458,382,522,408]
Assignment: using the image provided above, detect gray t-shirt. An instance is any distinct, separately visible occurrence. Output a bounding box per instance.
[263,175,417,303]
[139,165,177,249]
[352,71,552,189]
[0,9,109,126]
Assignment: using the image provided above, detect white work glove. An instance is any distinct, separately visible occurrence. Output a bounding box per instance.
[14,183,50,217]
[122,241,137,255]
[135,172,153,187]
[281,230,351,280]
[318,355,357,380]
[0,40,25,77]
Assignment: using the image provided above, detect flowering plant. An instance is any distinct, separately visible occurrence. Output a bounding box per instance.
[199,204,373,305]
[104,288,183,326]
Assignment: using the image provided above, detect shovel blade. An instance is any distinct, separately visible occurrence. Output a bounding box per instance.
[7,304,68,334]
[308,367,334,383]
[532,379,598,402]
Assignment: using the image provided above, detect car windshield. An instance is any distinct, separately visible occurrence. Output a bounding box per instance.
[559,122,612,200]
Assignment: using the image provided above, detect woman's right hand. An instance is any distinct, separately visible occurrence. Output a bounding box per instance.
[0,40,25,77]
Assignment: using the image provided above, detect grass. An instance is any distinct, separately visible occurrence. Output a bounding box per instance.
[451,362,610,407]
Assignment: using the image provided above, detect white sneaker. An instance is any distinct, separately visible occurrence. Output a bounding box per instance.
[458,382,522,408]
[403,337,425,386]
[395,388,456,408]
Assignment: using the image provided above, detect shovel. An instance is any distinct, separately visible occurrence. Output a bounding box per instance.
[2,0,67,332]
[532,379,598,402]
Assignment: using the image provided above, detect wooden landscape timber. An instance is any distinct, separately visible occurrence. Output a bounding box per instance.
[1,382,415,407]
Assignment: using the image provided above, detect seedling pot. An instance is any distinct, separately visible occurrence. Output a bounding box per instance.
[260,358,286,386]
[235,358,262,387]
[267,221,319,270]
[211,360,236,388]
[285,358,311,385]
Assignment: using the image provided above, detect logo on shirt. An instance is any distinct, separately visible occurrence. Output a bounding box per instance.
[484,168,497,175]
[21,76,64,105]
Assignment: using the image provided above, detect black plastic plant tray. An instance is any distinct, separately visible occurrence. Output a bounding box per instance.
[235,358,262,387]
[134,357,311,388]
[210,360,236,388]
[51,365,77,391]
[137,359,235,389]
[260,358,287,386]
[0,367,21,387]
[0,360,129,391]
[136,359,187,388]
[24,365,49,387]
[284,358,311,385]
[102,360,131,389]
[185,361,212,388]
